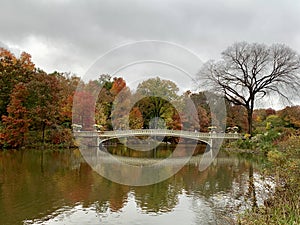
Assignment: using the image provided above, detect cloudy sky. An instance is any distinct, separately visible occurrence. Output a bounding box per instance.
[1,0,300,97]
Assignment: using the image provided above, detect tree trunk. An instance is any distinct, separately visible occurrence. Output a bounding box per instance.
[42,121,46,144]
[249,164,258,209]
[247,104,254,135]
[247,111,252,135]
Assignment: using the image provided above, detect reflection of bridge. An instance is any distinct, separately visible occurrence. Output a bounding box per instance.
[74,129,241,147]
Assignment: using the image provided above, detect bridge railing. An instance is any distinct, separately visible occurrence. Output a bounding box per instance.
[74,129,241,139]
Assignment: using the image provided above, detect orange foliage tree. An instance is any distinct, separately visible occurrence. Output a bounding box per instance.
[1,84,31,148]
[278,106,300,129]
[129,107,144,129]
[24,72,63,142]
[0,48,35,117]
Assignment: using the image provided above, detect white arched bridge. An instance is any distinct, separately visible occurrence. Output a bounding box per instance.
[73,129,241,148]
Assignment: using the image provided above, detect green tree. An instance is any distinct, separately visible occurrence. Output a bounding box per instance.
[136,77,179,100]
[135,77,179,129]
[95,75,114,130]
[265,114,284,128]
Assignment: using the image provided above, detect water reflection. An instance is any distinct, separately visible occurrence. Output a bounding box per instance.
[104,142,206,158]
[0,148,270,225]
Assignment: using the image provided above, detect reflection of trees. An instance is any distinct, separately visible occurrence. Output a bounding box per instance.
[177,158,250,198]
[247,164,258,209]
[134,180,182,213]
[91,176,130,213]
[182,158,256,225]
[55,162,94,205]
[107,143,206,158]
[0,149,87,225]
[0,149,260,224]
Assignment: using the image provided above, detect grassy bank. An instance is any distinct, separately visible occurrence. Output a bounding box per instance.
[238,135,300,224]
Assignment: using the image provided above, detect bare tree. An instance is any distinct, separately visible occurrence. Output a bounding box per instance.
[198,42,300,134]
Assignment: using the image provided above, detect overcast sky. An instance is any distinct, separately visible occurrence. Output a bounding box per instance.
[1,0,300,101]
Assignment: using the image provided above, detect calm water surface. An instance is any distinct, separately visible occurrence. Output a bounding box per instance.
[0,146,271,225]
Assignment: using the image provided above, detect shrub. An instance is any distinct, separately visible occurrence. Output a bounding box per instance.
[239,134,300,224]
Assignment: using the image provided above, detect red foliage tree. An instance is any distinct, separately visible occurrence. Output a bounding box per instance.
[167,110,182,130]
[265,108,276,117]
[73,90,95,131]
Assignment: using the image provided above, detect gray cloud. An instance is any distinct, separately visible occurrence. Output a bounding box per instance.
[0,0,300,79]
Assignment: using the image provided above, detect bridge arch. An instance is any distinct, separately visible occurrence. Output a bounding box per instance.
[98,132,212,146]
[74,129,240,149]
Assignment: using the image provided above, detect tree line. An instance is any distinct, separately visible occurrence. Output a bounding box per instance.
[0,42,300,149]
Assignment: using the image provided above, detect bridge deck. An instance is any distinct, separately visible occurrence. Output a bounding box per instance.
[74,129,241,139]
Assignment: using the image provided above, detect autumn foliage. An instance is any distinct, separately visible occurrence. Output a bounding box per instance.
[0,47,300,149]
[0,49,78,148]
[1,83,31,148]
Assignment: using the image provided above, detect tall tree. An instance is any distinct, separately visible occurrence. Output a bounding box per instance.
[0,48,35,117]
[197,105,210,132]
[58,74,80,127]
[198,42,300,134]
[73,90,95,131]
[111,84,132,130]
[135,77,179,129]
[95,75,114,130]
[136,77,179,100]
[179,92,200,131]
[188,91,210,131]
[1,83,31,148]
[25,72,62,142]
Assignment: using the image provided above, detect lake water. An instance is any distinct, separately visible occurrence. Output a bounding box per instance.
[0,146,272,225]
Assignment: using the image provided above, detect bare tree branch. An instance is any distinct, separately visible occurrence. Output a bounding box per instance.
[198,42,300,134]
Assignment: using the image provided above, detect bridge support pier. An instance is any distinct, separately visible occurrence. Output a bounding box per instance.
[208,139,213,157]
[74,131,99,147]
[97,137,101,147]
[209,138,223,158]
[79,136,99,147]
